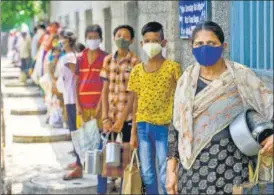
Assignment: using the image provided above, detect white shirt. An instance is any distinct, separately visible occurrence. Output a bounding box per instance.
[61,52,77,105]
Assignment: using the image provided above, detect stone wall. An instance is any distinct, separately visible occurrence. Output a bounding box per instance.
[49,1,229,68]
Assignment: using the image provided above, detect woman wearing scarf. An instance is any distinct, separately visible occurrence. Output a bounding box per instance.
[43,35,65,126]
[165,21,273,194]
[32,22,59,86]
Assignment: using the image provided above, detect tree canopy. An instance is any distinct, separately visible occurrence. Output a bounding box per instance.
[1,0,48,32]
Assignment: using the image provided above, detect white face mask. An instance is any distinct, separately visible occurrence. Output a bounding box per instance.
[142,43,162,59]
[86,39,101,50]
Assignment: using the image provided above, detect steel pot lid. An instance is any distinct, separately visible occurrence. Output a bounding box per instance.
[252,122,273,142]
[229,109,261,156]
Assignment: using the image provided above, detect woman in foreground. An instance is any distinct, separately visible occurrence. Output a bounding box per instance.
[166,21,273,194]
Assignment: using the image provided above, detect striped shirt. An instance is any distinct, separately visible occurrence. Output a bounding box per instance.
[76,48,108,108]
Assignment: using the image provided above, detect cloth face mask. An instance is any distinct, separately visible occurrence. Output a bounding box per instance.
[86,39,101,50]
[143,43,162,59]
[115,38,131,49]
[192,45,223,66]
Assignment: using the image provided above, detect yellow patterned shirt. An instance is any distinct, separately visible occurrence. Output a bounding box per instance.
[127,59,182,125]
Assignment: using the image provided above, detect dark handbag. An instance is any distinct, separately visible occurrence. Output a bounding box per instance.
[233,152,273,194]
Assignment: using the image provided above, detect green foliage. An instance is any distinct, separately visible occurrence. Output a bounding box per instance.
[1,0,48,31]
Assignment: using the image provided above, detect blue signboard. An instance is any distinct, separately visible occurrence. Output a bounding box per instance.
[179,0,209,39]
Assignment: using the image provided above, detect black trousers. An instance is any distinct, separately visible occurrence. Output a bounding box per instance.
[20,58,30,72]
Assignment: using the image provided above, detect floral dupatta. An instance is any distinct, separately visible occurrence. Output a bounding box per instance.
[173,60,273,170]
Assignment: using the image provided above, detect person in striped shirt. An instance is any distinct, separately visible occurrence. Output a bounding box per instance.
[75,25,108,129]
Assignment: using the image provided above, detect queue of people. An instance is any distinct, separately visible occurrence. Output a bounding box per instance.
[7,20,273,194]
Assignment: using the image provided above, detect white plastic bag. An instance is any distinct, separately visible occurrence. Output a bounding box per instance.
[31,66,39,85]
[39,73,52,94]
[49,95,63,129]
[31,48,44,84]
[49,108,63,129]
[71,119,101,164]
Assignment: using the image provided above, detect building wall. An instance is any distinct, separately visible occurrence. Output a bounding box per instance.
[49,1,273,101]
[1,32,9,56]
[49,1,230,68]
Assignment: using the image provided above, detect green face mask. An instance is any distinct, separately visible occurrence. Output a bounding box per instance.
[115,38,131,49]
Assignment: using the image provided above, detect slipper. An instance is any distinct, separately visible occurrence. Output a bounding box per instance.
[63,166,83,180]
[65,162,78,170]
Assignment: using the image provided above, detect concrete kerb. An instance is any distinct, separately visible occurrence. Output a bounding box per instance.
[3,93,41,98]
[1,68,20,73]
[1,65,20,69]
[3,78,37,88]
[5,82,36,88]
[3,90,41,98]
[1,68,19,75]
[13,134,71,143]
[1,75,19,80]
[2,84,42,97]
[10,108,47,115]
[22,175,98,194]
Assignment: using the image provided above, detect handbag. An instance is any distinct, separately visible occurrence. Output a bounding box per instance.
[101,133,132,178]
[122,149,142,194]
[71,117,101,164]
[233,151,274,194]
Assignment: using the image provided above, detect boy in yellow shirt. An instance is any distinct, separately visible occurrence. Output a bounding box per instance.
[127,21,182,195]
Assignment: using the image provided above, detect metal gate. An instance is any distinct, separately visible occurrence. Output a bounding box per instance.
[229,1,273,71]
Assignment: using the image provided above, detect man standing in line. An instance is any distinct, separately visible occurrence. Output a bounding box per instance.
[75,24,111,194]
[18,31,31,76]
[99,24,140,194]
[127,21,182,195]
[75,25,107,128]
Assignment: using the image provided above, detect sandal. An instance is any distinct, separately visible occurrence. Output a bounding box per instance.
[63,166,83,180]
[65,162,78,170]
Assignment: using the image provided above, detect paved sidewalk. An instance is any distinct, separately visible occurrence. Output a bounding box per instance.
[1,58,119,194]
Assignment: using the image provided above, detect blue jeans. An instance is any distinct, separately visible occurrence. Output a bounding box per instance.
[137,122,168,195]
[97,137,108,194]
